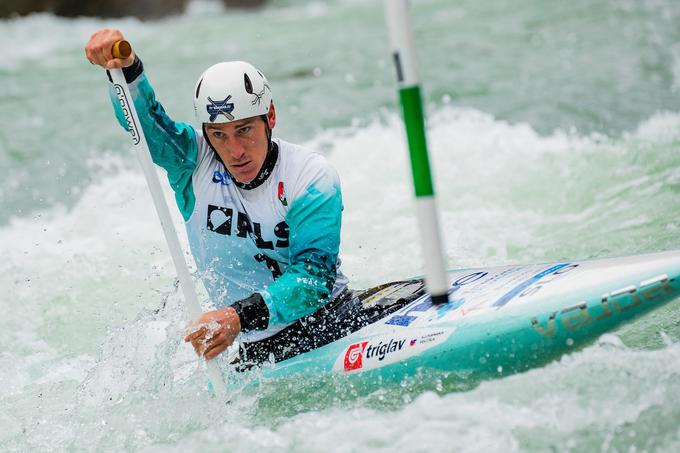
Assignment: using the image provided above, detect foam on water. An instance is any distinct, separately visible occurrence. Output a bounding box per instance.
[2,0,679,449]
[2,105,679,450]
[133,341,680,453]
[330,106,680,281]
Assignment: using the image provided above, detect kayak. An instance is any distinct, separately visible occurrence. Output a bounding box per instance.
[224,250,680,387]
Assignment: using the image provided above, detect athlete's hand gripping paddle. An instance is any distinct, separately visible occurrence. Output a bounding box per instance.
[109,40,227,397]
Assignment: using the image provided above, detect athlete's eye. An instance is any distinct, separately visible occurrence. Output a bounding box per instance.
[211,130,225,139]
[238,126,251,135]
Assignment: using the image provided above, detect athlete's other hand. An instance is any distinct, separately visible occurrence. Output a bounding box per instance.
[184,307,242,360]
[85,28,135,69]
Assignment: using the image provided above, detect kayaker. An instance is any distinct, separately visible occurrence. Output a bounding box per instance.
[85,28,350,363]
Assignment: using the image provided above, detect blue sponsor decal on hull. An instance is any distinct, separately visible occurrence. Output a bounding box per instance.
[385,300,432,326]
[492,263,572,308]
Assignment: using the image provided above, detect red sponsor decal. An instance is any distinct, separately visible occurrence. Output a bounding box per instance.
[344,341,368,371]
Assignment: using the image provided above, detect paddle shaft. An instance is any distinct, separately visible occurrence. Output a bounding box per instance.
[110,40,227,396]
[383,0,449,304]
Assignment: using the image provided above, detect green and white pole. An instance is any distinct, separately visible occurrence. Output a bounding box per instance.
[384,0,449,304]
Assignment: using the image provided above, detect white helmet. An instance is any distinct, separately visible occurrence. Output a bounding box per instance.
[193,61,272,125]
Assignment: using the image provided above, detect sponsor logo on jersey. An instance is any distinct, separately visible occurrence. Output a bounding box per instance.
[344,341,368,371]
[206,204,289,249]
[206,95,235,122]
[277,181,288,206]
[212,170,231,185]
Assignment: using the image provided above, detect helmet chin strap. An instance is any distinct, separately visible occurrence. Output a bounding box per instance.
[261,114,272,146]
[202,123,226,167]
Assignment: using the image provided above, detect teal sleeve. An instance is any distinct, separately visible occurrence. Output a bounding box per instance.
[109,74,198,221]
[261,180,343,325]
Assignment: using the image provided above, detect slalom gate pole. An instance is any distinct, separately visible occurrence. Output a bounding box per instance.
[110,40,227,396]
[383,0,449,304]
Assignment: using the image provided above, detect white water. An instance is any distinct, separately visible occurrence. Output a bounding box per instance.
[2,0,680,450]
[3,106,680,450]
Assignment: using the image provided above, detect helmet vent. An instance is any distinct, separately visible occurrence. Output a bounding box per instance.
[244,73,253,94]
[195,78,203,99]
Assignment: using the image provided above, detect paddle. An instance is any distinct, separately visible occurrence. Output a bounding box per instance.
[383,0,449,304]
[110,40,227,397]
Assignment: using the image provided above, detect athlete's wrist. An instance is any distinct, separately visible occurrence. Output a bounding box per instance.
[221,306,242,332]
[231,293,270,332]
[121,54,144,83]
[106,54,144,84]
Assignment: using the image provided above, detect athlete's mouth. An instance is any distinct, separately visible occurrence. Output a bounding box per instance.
[232,161,251,169]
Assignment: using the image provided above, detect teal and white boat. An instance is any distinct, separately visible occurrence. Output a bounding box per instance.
[226,250,680,386]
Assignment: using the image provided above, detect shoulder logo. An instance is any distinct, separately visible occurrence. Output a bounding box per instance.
[206,95,235,122]
[277,181,288,206]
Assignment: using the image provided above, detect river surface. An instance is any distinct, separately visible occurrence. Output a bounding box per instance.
[2,0,680,451]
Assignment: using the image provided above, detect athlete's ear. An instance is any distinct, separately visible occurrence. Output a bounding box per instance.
[267,102,276,129]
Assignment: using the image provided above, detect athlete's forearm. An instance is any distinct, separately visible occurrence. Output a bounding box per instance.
[261,177,343,326]
[232,248,337,330]
[263,252,337,325]
[107,56,199,219]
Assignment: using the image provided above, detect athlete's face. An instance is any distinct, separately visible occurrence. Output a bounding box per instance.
[204,103,276,183]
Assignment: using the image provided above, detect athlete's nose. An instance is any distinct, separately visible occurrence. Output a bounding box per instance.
[227,137,246,160]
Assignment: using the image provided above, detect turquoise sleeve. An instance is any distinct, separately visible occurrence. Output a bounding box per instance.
[109,74,198,221]
[261,180,343,325]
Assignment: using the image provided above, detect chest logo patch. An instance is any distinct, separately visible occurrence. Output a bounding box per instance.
[277,181,288,206]
[212,170,231,185]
